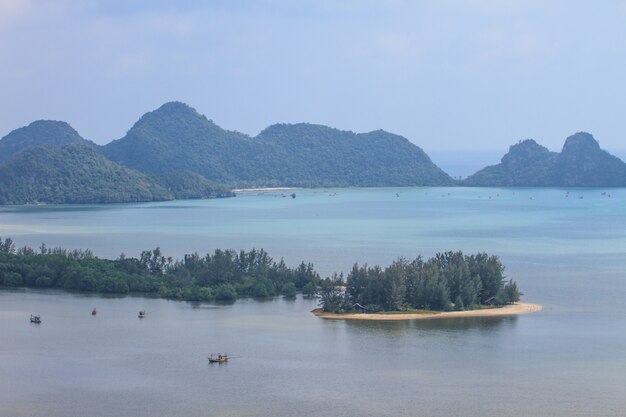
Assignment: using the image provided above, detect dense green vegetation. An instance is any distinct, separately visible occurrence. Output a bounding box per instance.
[103,101,454,187]
[0,237,319,301]
[0,120,91,163]
[103,102,263,185]
[0,237,521,311]
[3,103,625,205]
[318,251,520,313]
[0,118,231,204]
[4,103,624,208]
[151,171,234,199]
[464,132,626,186]
[0,102,454,205]
[0,144,173,204]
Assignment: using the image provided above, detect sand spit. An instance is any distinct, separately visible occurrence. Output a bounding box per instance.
[232,187,301,192]
[312,302,542,321]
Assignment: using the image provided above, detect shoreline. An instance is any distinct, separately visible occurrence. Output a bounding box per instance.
[232,187,301,192]
[312,302,542,321]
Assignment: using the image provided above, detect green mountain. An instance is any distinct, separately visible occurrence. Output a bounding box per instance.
[0,143,173,204]
[151,171,234,199]
[0,120,90,163]
[103,102,261,184]
[103,102,454,187]
[9,102,624,203]
[255,123,452,186]
[464,132,626,186]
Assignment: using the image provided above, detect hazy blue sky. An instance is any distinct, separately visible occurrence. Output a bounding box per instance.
[1,0,626,152]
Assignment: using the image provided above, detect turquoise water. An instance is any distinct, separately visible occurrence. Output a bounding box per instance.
[1,187,626,416]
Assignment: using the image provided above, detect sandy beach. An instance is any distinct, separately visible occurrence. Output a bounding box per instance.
[312,302,542,321]
[232,187,301,192]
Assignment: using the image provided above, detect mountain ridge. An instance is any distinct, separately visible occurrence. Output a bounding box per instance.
[2,102,626,204]
[464,132,626,187]
[102,102,454,187]
[0,115,235,205]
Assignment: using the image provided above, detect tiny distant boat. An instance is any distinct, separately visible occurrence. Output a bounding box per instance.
[30,314,41,324]
[138,310,146,318]
[92,308,97,316]
[208,353,230,363]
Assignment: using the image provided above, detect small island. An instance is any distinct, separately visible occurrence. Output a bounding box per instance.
[314,251,540,321]
[0,237,538,320]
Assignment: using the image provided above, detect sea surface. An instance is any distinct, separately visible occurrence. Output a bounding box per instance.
[1,187,626,417]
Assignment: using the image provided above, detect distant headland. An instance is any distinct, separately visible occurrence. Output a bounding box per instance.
[1,101,625,205]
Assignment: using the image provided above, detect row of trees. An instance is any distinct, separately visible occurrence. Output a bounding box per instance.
[0,238,521,311]
[319,251,520,313]
[0,237,319,302]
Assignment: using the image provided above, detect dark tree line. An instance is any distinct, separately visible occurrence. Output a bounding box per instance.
[319,251,520,313]
[0,238,521,311]
[0,237,319,302]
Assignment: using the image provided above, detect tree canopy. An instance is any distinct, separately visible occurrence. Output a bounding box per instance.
[0,237,318,302]
[0,144,233,205]
[0,238,521,311]
[320,251,520,313]
[0,144,173,204]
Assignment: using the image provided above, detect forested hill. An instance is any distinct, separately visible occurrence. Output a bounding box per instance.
[0,120,91,163]
[103,101,454,187]
[0,144,173,204]
[255,123,452,186]
[150,171,234,200]
[6,102,625,197]
[103,101,262,184]
[464,132,626,187]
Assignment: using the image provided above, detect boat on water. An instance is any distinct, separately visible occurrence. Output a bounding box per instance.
[208,353,230,363]
[138,310,146,318]
[30,314,41,324]
[92,308,97,316]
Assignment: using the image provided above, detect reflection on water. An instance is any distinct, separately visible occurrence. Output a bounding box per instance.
[2,187,626,416]
[343,315,517,333]
[0,287,625,417]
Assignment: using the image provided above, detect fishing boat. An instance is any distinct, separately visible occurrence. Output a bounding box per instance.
[138,310,146,318]
[92,308,97,316]
[208,353,230,363]
[30,314,41,324]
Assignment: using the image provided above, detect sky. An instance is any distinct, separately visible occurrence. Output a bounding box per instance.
[1,0,626,153]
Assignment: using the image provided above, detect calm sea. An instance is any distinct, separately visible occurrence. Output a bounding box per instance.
[1,187,625,416]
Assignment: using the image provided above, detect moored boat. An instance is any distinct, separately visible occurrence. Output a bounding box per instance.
[208,353,230,363]
[30,314,41,324]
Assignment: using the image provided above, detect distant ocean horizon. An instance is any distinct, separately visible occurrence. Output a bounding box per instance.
[426,149,502,178]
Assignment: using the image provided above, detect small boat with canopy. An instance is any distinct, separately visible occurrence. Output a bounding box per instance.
[208,353,230,363]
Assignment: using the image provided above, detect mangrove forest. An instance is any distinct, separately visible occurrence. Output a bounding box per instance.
[0,237,520,310]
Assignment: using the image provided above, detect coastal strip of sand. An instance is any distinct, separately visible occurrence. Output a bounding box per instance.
[232,187,301,192]
[312,302,542,321]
